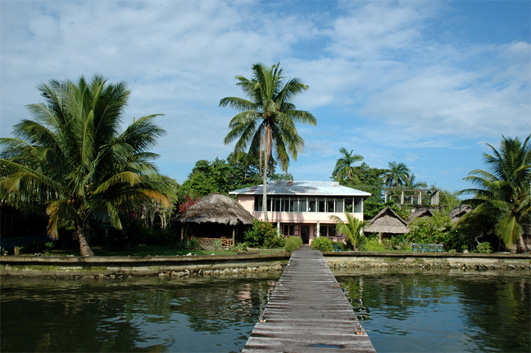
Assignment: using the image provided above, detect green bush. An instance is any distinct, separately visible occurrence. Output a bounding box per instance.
[284,236,303,252]
[332,241,347,251]
[244,220,283,248]
[230,242,248,252]
[406,213,452,245]
[311,237,334,252]
[476,242,493,254]
[171,238,200,250]
[359,237,386,251]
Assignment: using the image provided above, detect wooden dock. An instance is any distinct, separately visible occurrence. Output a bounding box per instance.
[243,246,376,352]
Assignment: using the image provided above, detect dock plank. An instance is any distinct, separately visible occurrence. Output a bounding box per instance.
[243,246,376,353]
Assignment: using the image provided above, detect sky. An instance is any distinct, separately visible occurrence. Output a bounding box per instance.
[1,0,530,194]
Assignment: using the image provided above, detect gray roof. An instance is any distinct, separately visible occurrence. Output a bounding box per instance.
[229,181,371,197]
[177,193,254,225]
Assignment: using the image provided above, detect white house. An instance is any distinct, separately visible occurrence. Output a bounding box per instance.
[230,180,371,244]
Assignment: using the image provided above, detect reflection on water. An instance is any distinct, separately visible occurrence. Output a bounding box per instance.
[1,270,529,353]
[337,270,530,353]
[0,275,278,353]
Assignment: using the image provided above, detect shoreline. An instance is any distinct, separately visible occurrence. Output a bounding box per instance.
[1,251,529,279]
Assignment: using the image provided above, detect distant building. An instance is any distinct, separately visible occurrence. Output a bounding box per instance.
[230,181,370,244]
[365,207,409,241]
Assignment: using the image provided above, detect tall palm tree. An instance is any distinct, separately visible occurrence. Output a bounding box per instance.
[462,135,531,252]
[221,63,316,222]
[405,174,427,189]
[0,75,174,256]
[384,161,411,187]
[332,147,363,182]
[330,213,365,251]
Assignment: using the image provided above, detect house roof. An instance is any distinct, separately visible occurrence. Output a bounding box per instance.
[176,193,254,225]
[229,181,371,197]
[365,207,409,234]
[407,208,434,223]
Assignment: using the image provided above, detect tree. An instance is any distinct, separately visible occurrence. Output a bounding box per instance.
[330,213,365,251]
[461,135,531,252]
[332,147,363,182]
[0,75,174,256]
[405,174,427,189]
[384,161,411,187]
[221,63,316,222]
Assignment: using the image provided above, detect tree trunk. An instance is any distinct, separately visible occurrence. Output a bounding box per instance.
[517,234,528,253]
[77,227,95,256]
[262,126,271,223]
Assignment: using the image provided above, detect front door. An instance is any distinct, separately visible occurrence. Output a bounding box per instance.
[301,225,310,244]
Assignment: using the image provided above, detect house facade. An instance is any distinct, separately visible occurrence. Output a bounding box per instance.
[229,181,371,244]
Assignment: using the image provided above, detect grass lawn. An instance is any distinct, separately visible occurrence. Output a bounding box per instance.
[49,245,285,257]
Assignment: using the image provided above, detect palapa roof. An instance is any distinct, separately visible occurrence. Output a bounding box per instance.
[177,193,254,225]
[230,180,371,197]
[448,204,472,223]
[365,207,409,234]
[407,208,434,223]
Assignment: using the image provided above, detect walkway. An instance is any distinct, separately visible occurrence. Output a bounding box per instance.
[243,246,376,352]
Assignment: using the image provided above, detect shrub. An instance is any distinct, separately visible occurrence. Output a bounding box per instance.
[311,237,334,252]
[332,241,347,251]
[406,213,452,245]
[230,242,248,252]
[284,236,303,252]
[359,237,386,251]
[476,242,493,254]
[244,220,283,248]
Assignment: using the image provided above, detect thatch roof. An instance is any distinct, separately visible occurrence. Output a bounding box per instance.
[407,208,434,223]
[365,207,409,234]
[177,193,254,225]
[449,204,472,223]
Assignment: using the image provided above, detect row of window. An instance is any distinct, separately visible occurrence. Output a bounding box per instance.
[254,196,363,213]
[282,224,339,237]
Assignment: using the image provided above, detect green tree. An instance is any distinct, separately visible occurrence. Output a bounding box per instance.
[461,135,531,252]
[221,63,316,222]
[330,213,365,251]
[440,190,461,212]
[384,161,411,187]
[332,147,364,182]
[0,75,174,256]
[405,174,427,189]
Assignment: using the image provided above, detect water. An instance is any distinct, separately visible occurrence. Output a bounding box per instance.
[336,270,530,353]
[1,271,529,353]
[0,275,278,353]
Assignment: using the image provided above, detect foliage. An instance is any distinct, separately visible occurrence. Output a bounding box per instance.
[171,238,201,250]
[440,190,462,212]
[406,213,453,245]
[180,153,292,199]
[330,213,365,250]
[405,174,427,188]
[461,135,531,252]
[384,161,411,187]
[450,210,497,252]
[332,148,363,182]
[311,237,334,252]
[358,237,386,251]
[284,236,303,252]
[476,242,493,254]
[332,241,347,251]
[221,63,316,222]
[244,219,284,248]
[0,75,175,256]
[230,242,249,252]
[383,236,411,251]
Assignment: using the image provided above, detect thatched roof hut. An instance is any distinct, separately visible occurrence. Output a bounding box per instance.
[177,193,254,244]
[407,208,434,223]
[365,207,409,238]
[448,204,472,223]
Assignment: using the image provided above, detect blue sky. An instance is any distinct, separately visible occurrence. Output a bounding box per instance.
[1,0,529,193]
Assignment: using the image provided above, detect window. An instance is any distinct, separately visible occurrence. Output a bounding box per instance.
[282,199,289,212]
[283,224,295,235]
[309,199,316,212]
[254,196,263,211]
[299,199,307,212]
[344,198,353,212]
[273,199,281,212]
[327,199,335,212]
[354,197,363,213]
[335,199,344,213]
[318,199,326,212]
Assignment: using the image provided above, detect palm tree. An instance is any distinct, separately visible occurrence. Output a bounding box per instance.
[461,135,531,252]
[330,213,365,251]
[332,148,363,182]
[0,75,174,256]
[221,63,316,222]
[405,174,427,189]
[384,161,411,187]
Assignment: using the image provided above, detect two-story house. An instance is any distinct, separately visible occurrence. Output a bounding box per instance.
[230,180,370,244]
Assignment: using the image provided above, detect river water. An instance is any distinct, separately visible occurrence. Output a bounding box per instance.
[1,270,529,352]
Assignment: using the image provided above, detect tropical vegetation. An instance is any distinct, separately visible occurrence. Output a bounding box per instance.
[384,161,411,187]
[330,213,365,251]
[0,75,175,256]
[461,135,530,252]
[332,147,363,182]
[221,63,316,222]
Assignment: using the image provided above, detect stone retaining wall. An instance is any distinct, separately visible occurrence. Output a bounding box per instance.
[1,251,529,279]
